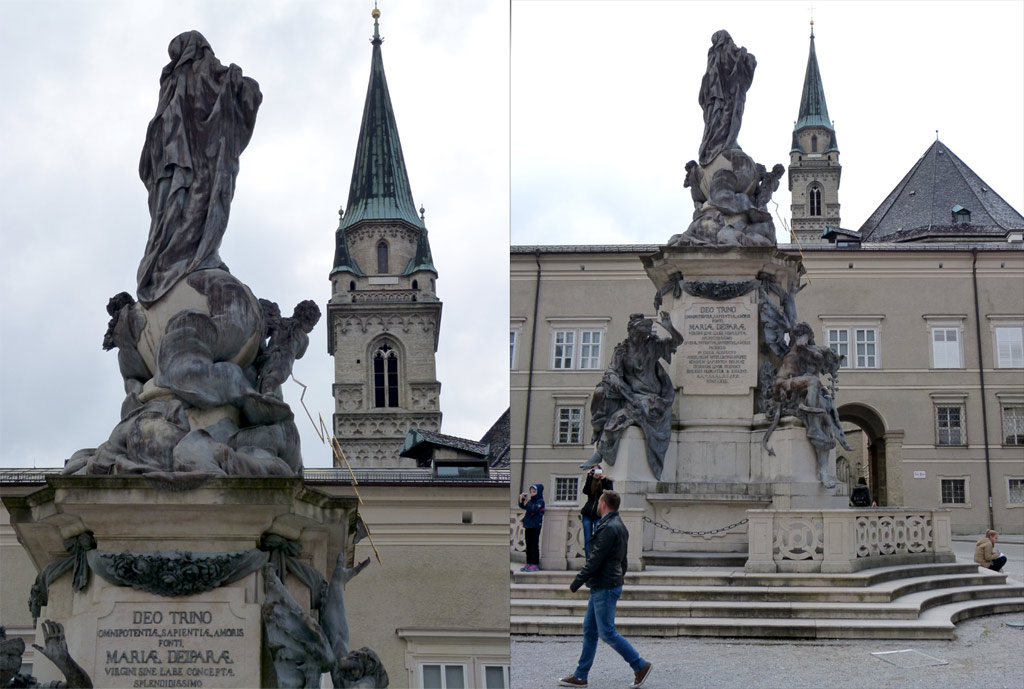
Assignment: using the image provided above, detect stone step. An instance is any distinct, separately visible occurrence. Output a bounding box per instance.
[511,573,1005,603]
[511,596,1024,640]
[511,562,989,588]
[511,584,1024,620]
[642,551,748,567]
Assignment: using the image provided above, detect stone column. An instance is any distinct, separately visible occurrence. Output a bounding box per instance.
[883,430,905,506]
[744,510,776,573]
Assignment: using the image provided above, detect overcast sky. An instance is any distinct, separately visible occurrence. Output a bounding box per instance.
[511,0,1024,245]
[0,0,509,469]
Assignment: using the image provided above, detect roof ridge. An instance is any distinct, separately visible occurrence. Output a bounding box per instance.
[858,144,934,240]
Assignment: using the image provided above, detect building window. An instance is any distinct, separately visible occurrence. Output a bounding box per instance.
[421,663,467,689]
[1008,478,1024,505]
[827,329,849,368]
[811,134,818,153]
[555,406,583,445]
[809,185,822,216]
[935,405,965,446]
[553,476,580,503]
[550,329,606,370]
[1002,405,1024,445]
[931,327,962,368]
[377,240,389,274]
[940,478,967,505]
[821,321,882,369]
[579,331,602,369]
[373,342,399,408]
[482,665,510,689]
[996,326,1024,368]
[552,330,575,369]
[855,329,877,368]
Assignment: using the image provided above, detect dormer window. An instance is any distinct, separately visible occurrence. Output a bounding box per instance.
[952,205,971,225]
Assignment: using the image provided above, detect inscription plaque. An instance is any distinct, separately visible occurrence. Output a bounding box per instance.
[681,296,757,394]
[94,600,260,688]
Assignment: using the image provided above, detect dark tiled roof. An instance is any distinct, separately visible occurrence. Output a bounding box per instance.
[512,242,1021,255]
[401,429,489,459]
[511,244,660,254]
[858,140,1024,242]
[479,408,510,468]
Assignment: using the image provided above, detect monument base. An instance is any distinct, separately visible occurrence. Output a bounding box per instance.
[3,476,358,688]
[605,423,847,558]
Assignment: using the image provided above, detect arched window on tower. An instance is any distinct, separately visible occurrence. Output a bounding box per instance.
[377,241,389,274]
[373,342,399,408]
[811,135,818,153]
[809,186,822,217]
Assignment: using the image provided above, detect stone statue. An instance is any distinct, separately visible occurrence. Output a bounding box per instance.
[256,300,322,397]
[759,280,852,488]
[136,30,261,306]
[582,312,683,480]
[668,31,784,248]
[63,33,319,480]
[262,566,335,689]
[1,622,92,689]
[262,556,388,689]
[698,30,756,166]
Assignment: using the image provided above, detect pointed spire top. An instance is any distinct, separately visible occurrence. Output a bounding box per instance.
[337,3,421,233]
[372,3,381,45]
[793,22,833,133]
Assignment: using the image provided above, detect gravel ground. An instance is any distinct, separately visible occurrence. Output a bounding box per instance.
[511,613,1024,688]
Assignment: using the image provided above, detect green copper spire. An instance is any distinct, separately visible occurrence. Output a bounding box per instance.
[405,205,436,274]
[792,24,838,152]
[338,6,422,232]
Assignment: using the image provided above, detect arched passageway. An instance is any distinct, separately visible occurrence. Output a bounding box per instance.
[836,403,904,506]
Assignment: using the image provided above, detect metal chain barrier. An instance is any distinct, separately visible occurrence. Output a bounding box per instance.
[642,515,749,536]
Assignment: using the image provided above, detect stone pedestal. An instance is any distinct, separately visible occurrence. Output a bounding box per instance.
[606,246,846,557]
[3,476,358,688]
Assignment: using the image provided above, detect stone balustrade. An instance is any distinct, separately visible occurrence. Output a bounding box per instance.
[512,506,956,574]
[745,507,956,573]
[510,506,645,571]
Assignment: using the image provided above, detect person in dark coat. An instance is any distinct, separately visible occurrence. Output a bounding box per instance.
[559,491,653,689]
[850,477,874,507]
[580,466,613,557]
[518,484,545,572]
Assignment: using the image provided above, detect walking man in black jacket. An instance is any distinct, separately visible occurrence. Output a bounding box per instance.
[559,490,653,688]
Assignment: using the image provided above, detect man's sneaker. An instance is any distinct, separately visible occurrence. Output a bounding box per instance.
[519,565,531,572]
[558,675,587,687]
[529,564,540,571]
[630,662,653,688]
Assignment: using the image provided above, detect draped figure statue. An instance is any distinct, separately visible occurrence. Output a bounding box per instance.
[697,29,756,167]
[136,30,262,305]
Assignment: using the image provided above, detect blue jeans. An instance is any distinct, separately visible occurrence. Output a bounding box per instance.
[581,514,596,557]
[573,586,645,681]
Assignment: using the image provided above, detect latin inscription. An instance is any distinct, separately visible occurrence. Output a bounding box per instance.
[681,297,757,394]
[95,602,257,688]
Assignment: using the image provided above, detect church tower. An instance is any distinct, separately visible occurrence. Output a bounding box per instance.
[788,21,842,244]
[327,8,442,468]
